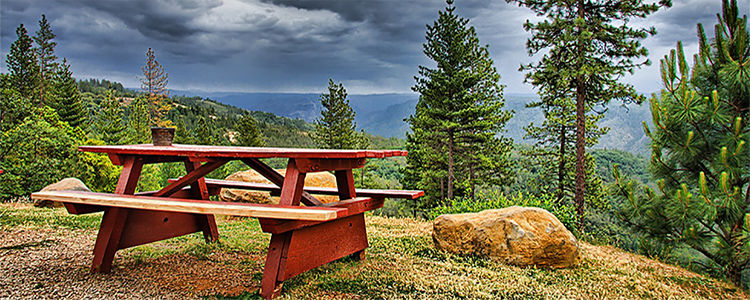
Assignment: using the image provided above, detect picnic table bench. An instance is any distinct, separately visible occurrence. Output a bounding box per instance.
[30,144,422,299]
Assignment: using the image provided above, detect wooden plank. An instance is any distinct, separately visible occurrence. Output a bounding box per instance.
[31,191,344,221]
[79,144,408,160]
[278,214,368,281]
[117,209,204,249]
[259,197,383,234]
[200,178,425,199]
[295,158,366,172]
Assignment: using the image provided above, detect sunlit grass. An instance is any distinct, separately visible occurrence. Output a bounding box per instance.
[1,204,747,299]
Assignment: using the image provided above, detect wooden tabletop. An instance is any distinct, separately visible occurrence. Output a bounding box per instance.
[78,144,407,159]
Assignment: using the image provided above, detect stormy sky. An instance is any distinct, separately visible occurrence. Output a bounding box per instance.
[0,0,734,95]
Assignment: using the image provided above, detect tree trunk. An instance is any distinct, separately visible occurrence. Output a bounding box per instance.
[575,0,586,230]
[447,132,455,201]
[558,125,566,204]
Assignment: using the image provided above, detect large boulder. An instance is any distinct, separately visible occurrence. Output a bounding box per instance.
[34,178,91,208]
[219,169,339,205]
[432,206,579,269]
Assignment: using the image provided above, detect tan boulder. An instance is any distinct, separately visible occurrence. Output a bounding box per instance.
[219,169,339,205]
[432,206,579,268]
[35,178,91,208]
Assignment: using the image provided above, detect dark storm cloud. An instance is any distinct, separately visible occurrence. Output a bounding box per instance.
[0,0,734,94]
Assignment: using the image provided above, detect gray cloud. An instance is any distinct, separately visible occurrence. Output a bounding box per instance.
[0,0,736,94]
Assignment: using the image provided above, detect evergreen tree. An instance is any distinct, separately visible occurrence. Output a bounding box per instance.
[312,79,362,149]
[234,113,265,147]
[33,14,58,107]
[0,74,35,132]
[140,47,171,126]
[174,117,195,144]
[521,48,608,205]
[127,96,151,144]
[403,0,513,210]
[52,59,87,128]
[194,116,215,145]
[507,0,668,226]
[0,107,84,200]
[94,89,126,145]
[6,24,38,100]
[614,0,749,287]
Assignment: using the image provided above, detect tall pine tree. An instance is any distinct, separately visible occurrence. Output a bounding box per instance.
[311,79,363,150]
[33,14,58,108]
[52,59,87,128]
[521,46,608,205]
[6,24,38,100]
[403,0,513,210]
[507,0,668,226]
[94,89,126,145]
[614,0,749,287]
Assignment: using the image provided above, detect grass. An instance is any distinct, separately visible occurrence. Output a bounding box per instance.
[1,203,748,300]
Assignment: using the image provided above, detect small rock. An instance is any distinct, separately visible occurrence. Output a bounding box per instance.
[432,206,580,268]
[35,178,91,208]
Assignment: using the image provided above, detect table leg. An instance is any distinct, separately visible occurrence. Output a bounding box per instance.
[91,156,143,273]
[260,232,292,299]
[185,160,220,242]
[334,170,357,200]
[91,207,129,273]
[279,159,307,206]
[260,213,369,299]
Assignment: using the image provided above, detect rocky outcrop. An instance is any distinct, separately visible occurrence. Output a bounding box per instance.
[432,206,580,268]
[34,178,91,208]
[219,169,339,204]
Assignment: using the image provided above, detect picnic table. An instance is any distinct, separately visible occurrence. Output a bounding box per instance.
[31,144,423,299]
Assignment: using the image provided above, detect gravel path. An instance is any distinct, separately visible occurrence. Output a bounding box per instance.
[0,228,261,299]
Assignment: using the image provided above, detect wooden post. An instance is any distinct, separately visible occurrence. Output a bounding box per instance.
[91,156,142,273]
[185,160,219,242]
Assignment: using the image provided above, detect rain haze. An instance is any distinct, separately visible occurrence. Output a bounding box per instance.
[0,0,733,95]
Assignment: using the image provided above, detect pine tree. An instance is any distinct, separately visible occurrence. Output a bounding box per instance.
[94,89,126,145]
[521,47,608,205]
[311,79,362,149]
[507,0,668,226]
[140,47,171,126]
[613,0,749,287]
[33,14,58,107]
[52,59,87,128]
[174,117,195,144]
[403,0,513,210]
[6,24,38,100]
[194,116,215,145]
[234,113,265,147]
[127,96,151,144]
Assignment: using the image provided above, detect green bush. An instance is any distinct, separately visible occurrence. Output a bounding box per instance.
[430,191,578,230]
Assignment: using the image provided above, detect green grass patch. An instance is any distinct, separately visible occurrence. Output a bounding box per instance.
[0,205,101,230]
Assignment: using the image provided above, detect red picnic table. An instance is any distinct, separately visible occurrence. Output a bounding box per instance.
[31,144,422,299]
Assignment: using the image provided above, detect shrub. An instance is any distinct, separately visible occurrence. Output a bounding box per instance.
[430,191,578,230]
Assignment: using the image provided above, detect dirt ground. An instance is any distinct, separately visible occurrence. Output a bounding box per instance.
[0,227,261,299]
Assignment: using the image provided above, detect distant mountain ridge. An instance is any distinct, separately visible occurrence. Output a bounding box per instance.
[174,90,652,155]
